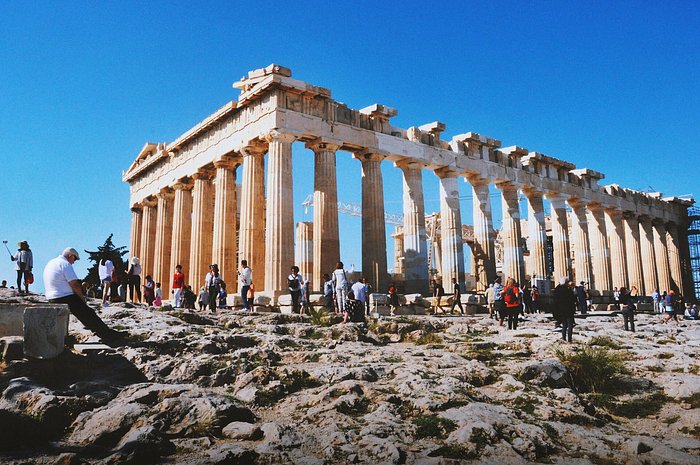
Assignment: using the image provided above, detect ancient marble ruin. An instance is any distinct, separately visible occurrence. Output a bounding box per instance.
[124,64,694,302]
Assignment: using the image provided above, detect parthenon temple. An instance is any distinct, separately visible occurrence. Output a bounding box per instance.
[124,64,695,302]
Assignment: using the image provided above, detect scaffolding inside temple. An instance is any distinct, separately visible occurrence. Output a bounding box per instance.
[688,204,700,300]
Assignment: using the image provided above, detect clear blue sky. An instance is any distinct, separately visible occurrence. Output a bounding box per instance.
[1,1,698,291]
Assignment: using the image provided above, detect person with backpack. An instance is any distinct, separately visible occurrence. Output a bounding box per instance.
[288,265,303,313]
[619,286,636,331]
[493,277,506,326]
[500,278,522,330]
[206,264,224,314]
[553,278,577,342]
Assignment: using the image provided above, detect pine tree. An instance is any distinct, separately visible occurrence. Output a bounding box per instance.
[84,234,129,286]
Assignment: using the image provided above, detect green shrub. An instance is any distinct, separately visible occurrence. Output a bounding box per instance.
[555,346,628,393]
[413,414,457,438]
[589,336,622,349]
[415,333,443,345]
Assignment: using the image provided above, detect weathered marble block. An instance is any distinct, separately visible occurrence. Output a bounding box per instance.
[23,305,70,359]
[0,304,26,337]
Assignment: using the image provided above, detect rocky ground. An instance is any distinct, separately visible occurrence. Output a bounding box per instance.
[0,288,699,465]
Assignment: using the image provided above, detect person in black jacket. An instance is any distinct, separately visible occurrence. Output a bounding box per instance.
[553,278,577,342]
[450,277,464,315]
[619,286,636,331]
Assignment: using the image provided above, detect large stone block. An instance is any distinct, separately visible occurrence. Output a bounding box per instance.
[23,305,70,359]
[0,304,26,337]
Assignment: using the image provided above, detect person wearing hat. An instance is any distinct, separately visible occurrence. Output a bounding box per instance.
[9,240,33,294]
[127,257,142,303]
[43,247,127,342]
[205,264,224,313]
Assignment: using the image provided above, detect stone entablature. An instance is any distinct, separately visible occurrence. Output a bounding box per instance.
[124,64,694,299]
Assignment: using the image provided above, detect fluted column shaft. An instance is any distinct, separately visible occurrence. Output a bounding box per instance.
[264,131,296,295]
[238,145,266,290]
[587,205,612,292]
[547,194,572,283]
[604,209,628,289]
[153,190,174,294]
[568,200,593,287]
[623,213,644,293]
[524,189,548,281]
[399,161,428,294]
[295,222,314,283]
[140,199,157,277]
[666,222,683,292]
[130,206,143,262]
[189,172,214,288]
[639,216,658,295]
[498,182,525,284]
[358,153,388,292]
[653,220,672,294]
[212,159,239,290]
[437,172,465,293]
[469,177,496,287]
[308,141,340,291]
[170,182,193,289]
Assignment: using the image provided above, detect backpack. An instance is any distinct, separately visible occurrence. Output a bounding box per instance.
[504,286,519,305]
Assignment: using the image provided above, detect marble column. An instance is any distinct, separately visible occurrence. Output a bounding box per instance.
[264,131,296,296]
[468,176,496,287]
[666,222,683,292]
[212,158,239,288]
[393,230,405,276]
[497,182,525,285]
[129,205,143,263]
[604,209,628,290]
[523,188,549,282]
[188,171,214,289]
[547,194,572,283]
[586,204,612,293]
[139,197,158,277]
[169,181,193,288]
[652,219,672,294]
[153,189,174,295]
[307,140,340,291]
[639,215,658,296]
[357,152,388,292]
[436,170,465,294]
[238,143,266,290]
[567,199,593,287]
[623,212,644,293]
[398,161,428,295]
[295,221,313,283]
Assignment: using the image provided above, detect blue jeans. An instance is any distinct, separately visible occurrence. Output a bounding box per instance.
[241,285,250,310]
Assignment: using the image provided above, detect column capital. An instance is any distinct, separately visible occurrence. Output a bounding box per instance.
[566,197,589,208]
[130,204,142,213]
[305,137,342,153]
[264,129,297,144]
[545,191,569,202]
[394,158,424,171]
[240,140,267,158]
[465,173,491,186]
[142,196,158,208]
[192,170,214,181]
[521,185,543,198]
[173,178,194,191]
[495,180,522,192]
[213,156,241,170]
[434,167,459,179]
[352,150,385,163]
[156,188,175,200]
[604,207,623,216]
[622,211,638,220]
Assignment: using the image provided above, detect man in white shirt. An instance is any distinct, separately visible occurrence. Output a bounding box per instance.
[44,247,127,342]
[98,256,114,306]
[350,279,367,304]
[238,260,252,311]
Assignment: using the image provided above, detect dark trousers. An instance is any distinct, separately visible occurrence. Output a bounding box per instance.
[451,297,464,314]
[16,270,29,291]
[129,276,142,302]
[241,285,250,310]
[50,294,111,336]
[623,311,635,331]
[208,286,219,312]
[290,290,301,312]
[561,316,574,341]
[507,305,521,329]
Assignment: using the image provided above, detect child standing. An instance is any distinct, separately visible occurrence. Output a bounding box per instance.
[198,286,209,312]
[153,282,163,306]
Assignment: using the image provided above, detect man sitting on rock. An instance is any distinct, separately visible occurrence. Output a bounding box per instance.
[43,247,128,343]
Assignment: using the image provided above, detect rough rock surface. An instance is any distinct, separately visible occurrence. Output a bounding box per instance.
[0,287,699,464]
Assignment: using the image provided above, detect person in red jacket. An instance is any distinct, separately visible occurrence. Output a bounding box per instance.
[500,277,522,330]
[172,264,185,308]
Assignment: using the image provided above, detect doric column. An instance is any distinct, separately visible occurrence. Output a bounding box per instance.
[666,222,683,292]
[393,229,405,276]
[295,222,313,283]
[547,193,572,283]
[468,175,497,287]
[188,171,214,288]
[238,142,266,290]
[306,139,340,291]
[169,180,193,289]
[139,197,158,277]
[623,212,644,293]
[586,204,612,293]
[497,182,525,285]
[264,130,296,296]
[604,209,628,290]
[356,152,388,292]
[129,205,143,262]
[398,160,428,294]
[567,199,593,287]
[212,157,240,290]
[652,219,672,294]
[523,188,548,282]
[153,189,174,294]
[639,215,658,296]
[436,169,465,293]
